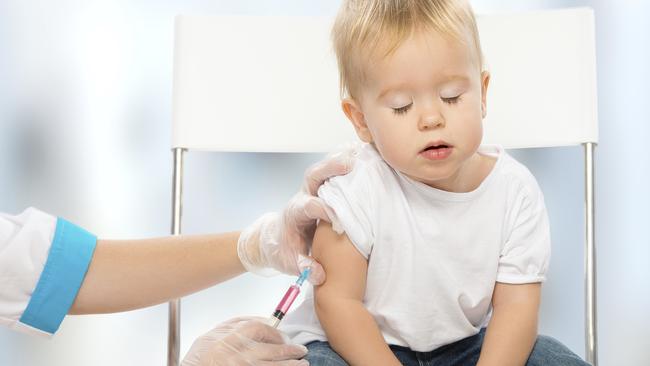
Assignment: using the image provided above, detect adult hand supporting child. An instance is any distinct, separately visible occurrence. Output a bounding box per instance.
[237,146,357,285]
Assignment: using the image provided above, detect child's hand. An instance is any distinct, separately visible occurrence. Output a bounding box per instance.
[237,146,357,285]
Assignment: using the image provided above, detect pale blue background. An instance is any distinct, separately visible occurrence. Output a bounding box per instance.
[0,0,648,365]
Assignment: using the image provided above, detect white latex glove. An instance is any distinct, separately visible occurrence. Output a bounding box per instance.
[237,146,357,285]
[181,317,309,366]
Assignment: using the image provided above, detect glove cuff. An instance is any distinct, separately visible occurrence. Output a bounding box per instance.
[237,213,281,277]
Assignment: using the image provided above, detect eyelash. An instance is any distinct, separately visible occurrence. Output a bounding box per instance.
[392,103,412,115]
[442,96,461,104]
[391,96,461,115]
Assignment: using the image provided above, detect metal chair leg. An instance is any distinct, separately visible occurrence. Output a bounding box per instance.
[168,147,185,366]
[584,142,598,365]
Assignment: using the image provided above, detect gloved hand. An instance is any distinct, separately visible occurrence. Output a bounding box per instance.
[181,317,309,366]
[237,146,357,285]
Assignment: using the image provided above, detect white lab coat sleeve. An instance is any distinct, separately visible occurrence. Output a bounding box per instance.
[0,207,97,337]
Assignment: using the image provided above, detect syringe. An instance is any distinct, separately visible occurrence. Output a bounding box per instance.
[269,268,311,328]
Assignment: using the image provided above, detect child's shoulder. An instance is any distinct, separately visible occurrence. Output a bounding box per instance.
[488,146,545,200]
[353,143,387,169]
[318,143,395,199]
[330,143,392,184]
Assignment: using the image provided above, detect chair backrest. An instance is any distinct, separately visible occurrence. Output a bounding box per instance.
[171,8,598,152]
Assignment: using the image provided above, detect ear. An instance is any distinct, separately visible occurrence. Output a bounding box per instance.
[480,71,491,119]
[341,98,373,143]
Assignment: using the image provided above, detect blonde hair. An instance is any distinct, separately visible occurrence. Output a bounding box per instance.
[332,0,484,98]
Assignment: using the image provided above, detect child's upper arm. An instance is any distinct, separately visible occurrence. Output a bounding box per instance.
[492,282,541,311]
[312,220,368,303]
[312,216,401,366]
[498,174,551,285]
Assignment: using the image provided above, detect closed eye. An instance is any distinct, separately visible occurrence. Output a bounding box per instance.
[392,103,413,115]
[442,96,461,104]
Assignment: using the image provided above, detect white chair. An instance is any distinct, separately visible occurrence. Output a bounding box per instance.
[169,8,598,365]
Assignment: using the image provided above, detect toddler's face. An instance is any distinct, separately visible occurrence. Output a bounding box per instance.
[343,30,490,191]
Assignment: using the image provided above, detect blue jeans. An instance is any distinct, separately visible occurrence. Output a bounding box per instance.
[304,328,590,366]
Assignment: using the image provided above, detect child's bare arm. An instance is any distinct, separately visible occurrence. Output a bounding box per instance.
[477,282,541,366]
[312,221,401,366]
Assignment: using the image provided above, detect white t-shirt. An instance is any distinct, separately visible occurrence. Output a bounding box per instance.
[280,143,551,352]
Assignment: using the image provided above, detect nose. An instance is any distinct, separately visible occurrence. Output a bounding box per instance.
[418,113,445,131]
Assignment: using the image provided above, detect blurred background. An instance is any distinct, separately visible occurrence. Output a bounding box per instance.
[0,0,648,365]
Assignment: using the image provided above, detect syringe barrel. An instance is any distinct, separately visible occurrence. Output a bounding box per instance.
[275,284,300,314]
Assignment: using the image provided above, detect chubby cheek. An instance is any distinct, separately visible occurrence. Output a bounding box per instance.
[465,120,483,151]
[375,140,403,167]
[370,128,414,170]
[453,105,484,151]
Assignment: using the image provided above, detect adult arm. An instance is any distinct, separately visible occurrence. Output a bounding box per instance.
[70,232,244,314]
[1,147,355,337]
[73,149,355,314]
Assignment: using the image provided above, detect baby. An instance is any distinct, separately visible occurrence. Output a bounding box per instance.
[281,1,590,365]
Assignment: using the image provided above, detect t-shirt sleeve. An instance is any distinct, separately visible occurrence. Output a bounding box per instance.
[496,184,551,284]
[317,169,375,259]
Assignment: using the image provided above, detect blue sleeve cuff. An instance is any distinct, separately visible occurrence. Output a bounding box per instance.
[19,218,97,334]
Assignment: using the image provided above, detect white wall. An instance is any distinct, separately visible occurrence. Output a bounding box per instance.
[0,1,648,365]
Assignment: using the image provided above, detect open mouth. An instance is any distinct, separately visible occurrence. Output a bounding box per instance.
[421,141,452,152]
[420,141,453,160]
[423,144,450,151]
